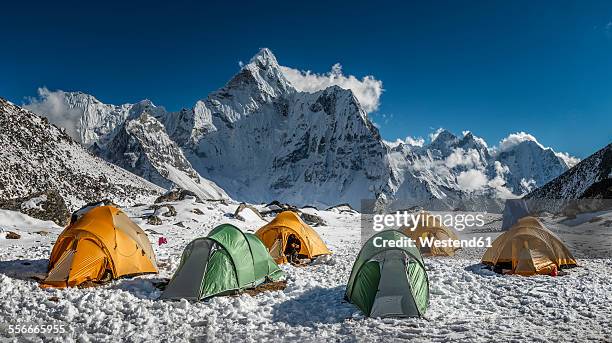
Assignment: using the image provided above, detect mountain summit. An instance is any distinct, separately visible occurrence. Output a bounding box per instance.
[21,49,578,210]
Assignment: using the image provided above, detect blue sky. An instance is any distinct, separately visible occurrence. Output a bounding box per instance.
[1,0,611,157]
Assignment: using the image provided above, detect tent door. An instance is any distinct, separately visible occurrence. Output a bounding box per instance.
[370,250,420,318]
[161,239,216,300]
[269,238,283,260]
[44,249,76,285]
[513,240,536,275]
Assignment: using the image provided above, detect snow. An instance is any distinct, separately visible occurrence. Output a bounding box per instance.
[20,195,48,211]
[165,165,227,201]
[0,202,611,342]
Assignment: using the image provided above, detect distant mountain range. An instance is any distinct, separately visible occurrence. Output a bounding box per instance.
[11,48,596,211]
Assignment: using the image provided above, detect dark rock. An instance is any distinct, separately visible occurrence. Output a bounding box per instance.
[192,208,204,215]
[154,188,200,204]
[6,231,21,239]
[326,203,358,214]
[0,190,70,226]
[147,215,162,225]
[300,212,326,226]
[234,203,264,221]
[263,200,299,213]
[149,203,177,217]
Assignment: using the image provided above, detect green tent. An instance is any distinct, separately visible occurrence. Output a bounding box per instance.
[161,224,284,300]
[345,230,429,318]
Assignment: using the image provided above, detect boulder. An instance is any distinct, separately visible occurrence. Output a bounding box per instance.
[154,188,200,204]
[234,203,264,222]
[0,190,70,226]
[150,204,177,217]
[300,212,327,226]
[6,231,21,239]
[147,215,163,225]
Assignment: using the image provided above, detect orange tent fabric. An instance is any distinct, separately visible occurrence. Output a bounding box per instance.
[402,211,460,256]
[42,206,158,288]
[255,211,331,264]
[482,216,577,276]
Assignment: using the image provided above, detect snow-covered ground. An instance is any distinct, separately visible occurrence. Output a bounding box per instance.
[0,202,611,342]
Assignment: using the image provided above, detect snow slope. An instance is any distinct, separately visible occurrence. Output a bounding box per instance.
[102,112,228,201]
[527,143,612,199]
[0,98,163,210]
[0,202,610,342]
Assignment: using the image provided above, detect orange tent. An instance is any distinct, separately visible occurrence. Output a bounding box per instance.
[42,206,158,288]
[482,217,577,276]
[402,211,460,256]
[255,211,331,264]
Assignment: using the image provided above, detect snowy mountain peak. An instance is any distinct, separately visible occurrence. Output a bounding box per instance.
[17,50,582,210]
[249,48,281,69]
[218,48,295,101]
[431,129,458,145]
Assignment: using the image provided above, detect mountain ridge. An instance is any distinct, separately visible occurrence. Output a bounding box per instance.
[20,48,581,210]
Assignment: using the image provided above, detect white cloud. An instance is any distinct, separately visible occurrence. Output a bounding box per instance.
[520,178,537,193]
[498,132,543,152]
[23,87,81,140]
[405,136,425,147]
[385,136,425,149]
[280,63,383,113]
[487,161,517,198]
[456,169,488,192]
[445,148,482,169]
[555,152,580,168]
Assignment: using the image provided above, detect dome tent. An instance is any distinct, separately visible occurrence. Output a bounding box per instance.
[161,224,284,300]
[402,211,460,256]
[345,230,429,318]
[482,216,577,276]
[255,211,331,264]
[42,205,158,288]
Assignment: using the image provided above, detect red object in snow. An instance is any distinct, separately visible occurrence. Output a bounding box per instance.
[551,265,558,277]
[158,237,168,246]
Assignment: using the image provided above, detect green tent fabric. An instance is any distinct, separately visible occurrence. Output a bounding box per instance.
[345,230,429,318]
[161,224,284,300]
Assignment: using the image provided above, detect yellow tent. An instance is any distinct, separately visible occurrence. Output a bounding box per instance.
[402,211,460,256]
[42,206,158,288]
[482,216,577,276]
[255,211,331,264]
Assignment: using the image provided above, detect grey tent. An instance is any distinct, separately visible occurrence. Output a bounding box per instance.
[502,199,531,230]
[345,230,429,318]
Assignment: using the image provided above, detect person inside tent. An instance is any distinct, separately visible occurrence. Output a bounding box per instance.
[284,234,302,265]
